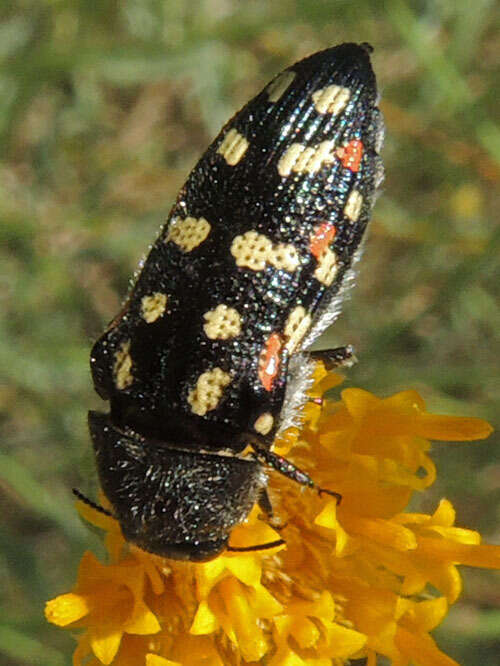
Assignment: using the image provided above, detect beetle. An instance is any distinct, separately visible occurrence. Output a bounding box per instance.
[84,42,384,561]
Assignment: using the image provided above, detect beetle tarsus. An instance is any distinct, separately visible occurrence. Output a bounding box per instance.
[72,488,115,517]
[318,487,342,504]
[227,538,285,553]
[308,345,357,370]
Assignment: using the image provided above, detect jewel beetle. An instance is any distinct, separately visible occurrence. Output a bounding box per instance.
[84,42,384,561]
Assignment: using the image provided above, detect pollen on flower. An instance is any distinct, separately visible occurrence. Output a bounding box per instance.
[46,371,497,666]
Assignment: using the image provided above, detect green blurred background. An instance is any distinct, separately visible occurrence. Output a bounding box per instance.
[1,1,499,664]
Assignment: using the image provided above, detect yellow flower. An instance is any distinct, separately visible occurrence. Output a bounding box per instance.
[45,550,161,664]
[46,367,497,665]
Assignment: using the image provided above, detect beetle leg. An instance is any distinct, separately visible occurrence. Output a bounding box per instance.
[258,487,274,516]
[308,344,357,370]
[257,487,288,530]
[251,446,342,504]
[306,346,357,407]
[72,488,115,517]
[227,539,285,553]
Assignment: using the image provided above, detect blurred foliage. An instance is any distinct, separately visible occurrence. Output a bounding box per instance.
[0,1,498,664]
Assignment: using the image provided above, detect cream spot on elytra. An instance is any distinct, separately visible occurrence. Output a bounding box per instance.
[344,189,363,222]
[253,412,274,435]
[166,216,211,252]
[231,232,300,274]
[217,128,249,166]
[314,247,338,286]
[203,305,242,340]
[141,292,167,323]
[113,340,133,390]
[231,231,273,271]
[187,368,231,416]
[312,84,350,114]
[269,243,300,272]
[277,140,335,177]
[284,306,312,353]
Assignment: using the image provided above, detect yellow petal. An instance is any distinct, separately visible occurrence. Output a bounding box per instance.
[206,588,237,645]
[219,577,269,662]
[248,583,283,617]
[138,554,165,596]
[417,536,500,567]
[411,413,493,441]
[196,559,226,597]
[338,578,398,643]
[340,389,493,442]
[76,550,106,588]
[105,530,126,563]
[346,515,417,551]
[314,500,338,530]
[312,591,336,621]
[401,571,428,597]
[320,620,367,658]
[45,592,90,626]
[427,526,481,545]
[225,555,262,587]
[396,626,460,666]
[124,600,161,634]
[341,388,380,418]
[407,597,449,632]
[431,499,455,526]
[290,616,320,648]
[422,560,463,604]
[314,501,351,556]
[278,651,307,666]
[170,635,225,666]
[146,655,181,666]
[89,624,123,665]
[316,370,344,395]
[383,390,427,412]
[190,600,219,635]
[310,362,328,386]
[456,543,500,569]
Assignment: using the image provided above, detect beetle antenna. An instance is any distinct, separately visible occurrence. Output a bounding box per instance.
[72,488,115,517]
[318,487,342,504]
[227,538,285,553]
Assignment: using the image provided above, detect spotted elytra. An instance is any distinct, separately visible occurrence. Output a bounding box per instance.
[85,42,384,562]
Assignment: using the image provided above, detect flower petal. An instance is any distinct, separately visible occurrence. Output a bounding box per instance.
[396,626,460,666]
[321,621,367,657]
[417,536,500,567]
[124,600,161,635]
[290,616,320,648]
[219,577,269,662]
[146,656,181,666]
[45,592,90,626]
[190,601,219,635]
[88,624,123,665]
[404,597,449,632]
[345,514,417,551]
[410,413,493,441]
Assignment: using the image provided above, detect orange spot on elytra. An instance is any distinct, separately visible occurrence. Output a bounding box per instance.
[258,332,283,392]
[336,139,363,172]
[309,222,336,259]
